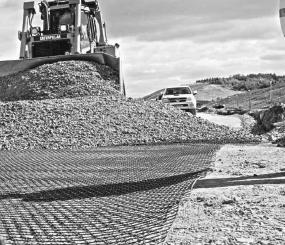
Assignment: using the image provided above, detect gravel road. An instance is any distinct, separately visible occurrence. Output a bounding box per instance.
[165,143,285,245]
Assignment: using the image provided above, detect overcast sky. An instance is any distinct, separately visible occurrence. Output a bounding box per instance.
[0,0,284,97]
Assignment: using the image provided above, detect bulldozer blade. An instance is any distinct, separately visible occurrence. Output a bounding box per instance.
[0,53,125,95]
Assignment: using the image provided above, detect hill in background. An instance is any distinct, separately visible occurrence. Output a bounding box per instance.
[144,73,285,110]
[196,73,285,91]
[143,84,243,103]
[216,81,285,110]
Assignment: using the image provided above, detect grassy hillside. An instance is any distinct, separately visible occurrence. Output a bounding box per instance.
[143,73,285,111]
[143,89,164,101]
[143,84,242,102]
[215,81,285,110]
[197,73,285,91]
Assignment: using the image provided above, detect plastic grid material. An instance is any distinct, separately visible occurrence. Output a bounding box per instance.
[0,143,220,244]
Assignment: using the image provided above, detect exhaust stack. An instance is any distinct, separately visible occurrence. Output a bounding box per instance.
[280,0,285,36]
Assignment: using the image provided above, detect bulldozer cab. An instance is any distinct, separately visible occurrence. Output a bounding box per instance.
[49,9,74,33]
[19,0,114,59]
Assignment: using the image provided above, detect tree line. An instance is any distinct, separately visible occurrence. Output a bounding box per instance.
[196,73,285,91]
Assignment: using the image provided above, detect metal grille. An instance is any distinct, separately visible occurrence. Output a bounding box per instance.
[32,40,71,58]
[168,98,187,103]
[0,143,220,244]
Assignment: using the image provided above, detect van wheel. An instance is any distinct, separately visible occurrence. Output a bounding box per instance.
[187,109,197,116]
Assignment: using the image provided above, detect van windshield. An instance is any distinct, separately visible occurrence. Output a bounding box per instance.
[165,87,191,95]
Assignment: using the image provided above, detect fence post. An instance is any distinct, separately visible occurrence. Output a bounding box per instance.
[269,80,273,102]
[248,90,252,111]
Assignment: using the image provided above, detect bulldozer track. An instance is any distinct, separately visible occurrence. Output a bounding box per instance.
[0,143,220,244]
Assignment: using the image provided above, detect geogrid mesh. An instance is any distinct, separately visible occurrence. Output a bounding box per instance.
[0,143,220,244]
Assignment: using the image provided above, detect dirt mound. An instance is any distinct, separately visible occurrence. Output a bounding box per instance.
[0,61,120,101]
[0,61,261,151]
[0,96,261,151]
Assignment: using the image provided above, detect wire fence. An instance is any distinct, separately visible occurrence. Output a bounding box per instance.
[0,143,220,244]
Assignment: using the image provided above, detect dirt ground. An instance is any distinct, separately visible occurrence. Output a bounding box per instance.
[198,113,242,129]
[164,143,285,245]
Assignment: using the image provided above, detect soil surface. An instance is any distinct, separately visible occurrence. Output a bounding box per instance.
[198,113,242,129]
[164,143,285,245]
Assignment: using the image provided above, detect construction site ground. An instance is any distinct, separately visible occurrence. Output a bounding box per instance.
[0,143,219,245]
[0,109,284,244]
[165,143,285,245]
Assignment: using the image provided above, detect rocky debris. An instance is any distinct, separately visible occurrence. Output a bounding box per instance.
[213,104,225,109]
[274,136,285,147]
[254,104,285,131]
[272,121,285,147]
[198,105,248,116]
[245,104,285,146]
[216,107,248,116]
[197,106,209,112]
[0,61,261,151]
[221,198,236,205]
[170,186,285,244]
[273,121,285,128]
[240,114,257,132]
[0,61,120,101]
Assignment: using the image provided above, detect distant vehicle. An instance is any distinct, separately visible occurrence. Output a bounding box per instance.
[159,86,197,115]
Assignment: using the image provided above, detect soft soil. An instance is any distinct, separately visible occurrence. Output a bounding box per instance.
[165,144,285,245]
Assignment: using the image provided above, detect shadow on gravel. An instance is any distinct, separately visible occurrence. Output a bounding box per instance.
[0,170,209,202]
[195,172,285,189]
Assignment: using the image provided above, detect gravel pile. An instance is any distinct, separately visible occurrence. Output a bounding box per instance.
[0,61,261,151]
[0,61,120,101]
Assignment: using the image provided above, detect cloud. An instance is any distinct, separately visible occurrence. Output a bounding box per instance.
[134,17,279,42]
[0,0,284,97]
[102,0,279,41]
[261,53,285,61]
[0,0,22,8]
[120,33,285,97]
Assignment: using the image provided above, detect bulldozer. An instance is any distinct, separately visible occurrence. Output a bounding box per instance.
[0,0,125,95]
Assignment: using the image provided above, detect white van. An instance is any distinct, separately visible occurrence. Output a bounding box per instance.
[160,86,197,115]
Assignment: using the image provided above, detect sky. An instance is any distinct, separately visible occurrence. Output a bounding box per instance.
[0,0,285,97]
